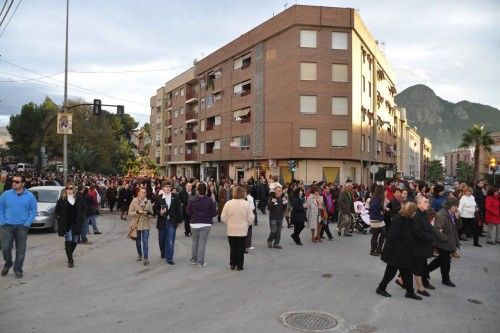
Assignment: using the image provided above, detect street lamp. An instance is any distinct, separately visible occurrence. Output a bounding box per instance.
[62,0,70,185]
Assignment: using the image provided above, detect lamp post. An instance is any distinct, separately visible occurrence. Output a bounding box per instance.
[62,0,70,185]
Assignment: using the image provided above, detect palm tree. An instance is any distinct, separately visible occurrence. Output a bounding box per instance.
[70,144,97,171]
[460,124,495,180]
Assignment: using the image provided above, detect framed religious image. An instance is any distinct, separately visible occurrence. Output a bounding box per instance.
[57,113,73,135]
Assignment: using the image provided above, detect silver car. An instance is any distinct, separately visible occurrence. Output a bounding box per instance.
[28,186,65,232]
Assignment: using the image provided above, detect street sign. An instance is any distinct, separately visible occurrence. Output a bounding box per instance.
[370,165,379,174]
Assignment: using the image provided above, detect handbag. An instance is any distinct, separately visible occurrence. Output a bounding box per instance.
[127,226,137,241]
[451,249,460,259]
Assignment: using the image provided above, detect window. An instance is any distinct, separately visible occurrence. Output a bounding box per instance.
[180,127,184,134]
[174,91,178,97]
[361,134,365,151]
[232,135,251,150]
[332,97,348,115]
[332,64,348,82]
[213,92,222,102]
[180,107,184,115]
[368,61,372,71]
[180,147,184,154]
[207,95,214,108]
[206,117,215,131]
[180,88,184,96]
[300,30,317,48]
[200,97,205,110]
[214,69,222,78]
[234,80,251,96]
[200,119,205,132]
[377,140,383,153]
[174,147,178,155]
[174,109,178,117]
[200,142,205,154]
[300,96,317,114]
[174,128,178,136]
[214,140,221,150]
[234,53,251,70]
[214,115,221,126]
[362,75,365,92]
[206,142,214,154]
[300,62,317,80]
[368,81,372,97]
[233,108,251,123]
[331,130,348,147]
[332,32,348,50]
[299,129,317,148]
[367,136,371,152]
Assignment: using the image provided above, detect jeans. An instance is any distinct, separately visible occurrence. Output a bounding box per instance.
[338,213,352,233]
[267,219,283,245]
[136,230,150,259]
[81,218,89,241]
[158,222,176,262]
[487,224,500,243]
[0,224,29,274]
[371,226,386,253]
[228,236,246,269]
[428,248,452,282]
[87,215,99,233]
[64,230,81,243]
[191,226,211,264]
[245,226,253,249]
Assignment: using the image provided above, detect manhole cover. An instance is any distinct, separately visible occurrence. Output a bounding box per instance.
[281,311,343,332]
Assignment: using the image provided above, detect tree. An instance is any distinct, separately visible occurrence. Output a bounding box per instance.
[456,161,475,185]
[70,144,97,171]
[427,160,444,183]
[459,124,495,180]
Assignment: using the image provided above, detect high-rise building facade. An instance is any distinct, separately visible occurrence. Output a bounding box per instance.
[150,5,429,184]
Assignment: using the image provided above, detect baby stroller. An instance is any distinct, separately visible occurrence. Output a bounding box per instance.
[351,201,370,234]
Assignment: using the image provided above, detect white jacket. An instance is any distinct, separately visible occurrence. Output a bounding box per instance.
[459,195,476,218]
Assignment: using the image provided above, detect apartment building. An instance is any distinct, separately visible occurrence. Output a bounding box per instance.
[150,5,429,184]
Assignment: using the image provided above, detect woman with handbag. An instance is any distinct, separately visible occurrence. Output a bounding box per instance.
[427,197,461,287]
[128,188,154,265]
[55,182,87,268]
[369,184,387,256]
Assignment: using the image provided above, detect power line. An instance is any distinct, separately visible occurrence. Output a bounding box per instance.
[0,70,64,82]
[0,0,13,28]
[0,58,148,106]
[0,0,9,18]
[0,0,22,37]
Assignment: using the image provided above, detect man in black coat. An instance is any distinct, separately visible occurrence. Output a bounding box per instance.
[178,182,195,237]
[154,181,182,264]
[473,179,486,235]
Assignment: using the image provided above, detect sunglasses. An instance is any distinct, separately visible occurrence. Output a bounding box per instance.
[12,180,22,184]
[66,187,74,190]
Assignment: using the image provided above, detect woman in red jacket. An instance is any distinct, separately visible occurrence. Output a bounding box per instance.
[485,187,500,245]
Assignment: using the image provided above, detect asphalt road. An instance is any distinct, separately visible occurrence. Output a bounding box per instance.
[1,211,499,333]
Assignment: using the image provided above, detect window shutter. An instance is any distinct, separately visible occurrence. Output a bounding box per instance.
[300,96,317,114]
[331,130,348,147]
[300,30,317,48]
[300,129,317,147]
[332,97,348,115]
[300,62,317,80]
[332,32,348,50]
[332,64,348,82]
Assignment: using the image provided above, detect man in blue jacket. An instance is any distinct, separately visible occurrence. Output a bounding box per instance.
[0,174,37,279]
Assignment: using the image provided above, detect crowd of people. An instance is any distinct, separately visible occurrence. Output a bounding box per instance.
[0,170,498,303]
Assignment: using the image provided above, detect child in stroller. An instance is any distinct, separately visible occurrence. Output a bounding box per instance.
[352,198,371,234]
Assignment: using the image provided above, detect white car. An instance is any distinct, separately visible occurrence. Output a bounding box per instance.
[28,186,65,232]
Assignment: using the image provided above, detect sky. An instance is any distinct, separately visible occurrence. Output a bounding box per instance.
[0,0,499,127]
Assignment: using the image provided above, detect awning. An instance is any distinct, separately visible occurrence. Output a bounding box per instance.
[233,108,250,118]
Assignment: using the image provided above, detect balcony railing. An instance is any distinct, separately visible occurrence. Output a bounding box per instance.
[206,123,214,131]
[185,132,197,141]
[186,90,198,101]
[167,118,172,126]
[185,152,197,161]
[185,111,198,121]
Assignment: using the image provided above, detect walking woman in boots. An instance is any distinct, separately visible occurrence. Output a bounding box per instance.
[55,182,86,268]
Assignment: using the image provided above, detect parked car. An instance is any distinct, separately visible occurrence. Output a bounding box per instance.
[16,163,33,173]
[28,186,65,232]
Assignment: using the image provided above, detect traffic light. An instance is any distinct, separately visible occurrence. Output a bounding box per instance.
[117,105,124,116]
[490,158,497,172]
[93,99,102,116]
[287,160,297,173]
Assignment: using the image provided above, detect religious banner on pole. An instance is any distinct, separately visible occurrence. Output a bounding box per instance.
[57,113,73,134]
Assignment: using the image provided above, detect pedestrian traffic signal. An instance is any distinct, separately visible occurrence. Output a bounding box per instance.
[287,160,297,172]
[93,99,102,116]
[117,105,124,116]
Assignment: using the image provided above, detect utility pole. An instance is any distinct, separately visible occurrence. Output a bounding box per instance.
[63,0,69,185]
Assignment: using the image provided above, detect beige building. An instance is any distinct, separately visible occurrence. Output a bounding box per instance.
[150,5,429,184]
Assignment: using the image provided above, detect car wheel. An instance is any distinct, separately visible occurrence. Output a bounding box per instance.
[49,220,58,233]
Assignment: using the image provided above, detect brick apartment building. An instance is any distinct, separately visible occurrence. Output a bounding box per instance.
[150,5,430,184]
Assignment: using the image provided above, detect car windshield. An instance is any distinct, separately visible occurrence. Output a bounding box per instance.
[29,189,60,203]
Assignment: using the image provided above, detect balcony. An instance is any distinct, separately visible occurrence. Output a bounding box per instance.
[166,118,172,127]
[185,152,198,161]
[166,154,171,161]
[185,131,198,142]
[185,111,198,123]
[186,90,198,104]
[167,136,172,144]
[155,140,161,147]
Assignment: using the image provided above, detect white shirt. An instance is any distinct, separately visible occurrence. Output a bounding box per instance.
[459,195,476,218]
[67,194,75,205]
[162,193,172,208]
[246,194,255,211]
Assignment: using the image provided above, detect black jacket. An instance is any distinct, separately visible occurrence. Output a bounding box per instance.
[388,198,402,217]
[55,193,87,237]
[118,187,133,209]
[474,186,486,212]
[381,214,412,269]
[290,197,306,224]
[267,194,287,220]
[410,209,435,259]
[153,194,182,229]
[178,188,195,220]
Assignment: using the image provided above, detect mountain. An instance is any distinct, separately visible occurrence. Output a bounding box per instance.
[395,84,500,157]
